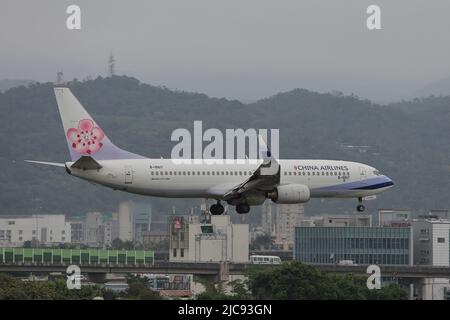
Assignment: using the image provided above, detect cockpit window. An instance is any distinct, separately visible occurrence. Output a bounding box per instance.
[373,170,381,176]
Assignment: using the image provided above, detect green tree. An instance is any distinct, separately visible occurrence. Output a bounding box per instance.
[0,274,98,300]
[195,281,231,300]
[121,274,162,300]
[228,279,251,300]
[246,262,408,300]
[111,238,124,249]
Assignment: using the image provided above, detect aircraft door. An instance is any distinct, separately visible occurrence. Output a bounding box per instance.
[124,165,133,184]
[359,166,367,180]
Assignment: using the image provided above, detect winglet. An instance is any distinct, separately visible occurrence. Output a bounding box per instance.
[258,134,280,176]
[258,134,272,161]
[258,134,278,162]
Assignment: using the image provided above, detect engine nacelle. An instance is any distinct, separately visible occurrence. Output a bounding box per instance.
[268,184,311,204]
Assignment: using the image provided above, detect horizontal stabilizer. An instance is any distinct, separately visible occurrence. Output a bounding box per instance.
[71,156,102,170]
[24,160,65,167]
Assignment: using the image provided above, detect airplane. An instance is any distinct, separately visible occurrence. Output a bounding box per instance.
[26,87,394,215]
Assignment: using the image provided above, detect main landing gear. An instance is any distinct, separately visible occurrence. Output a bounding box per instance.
[210,201,225,215]
[210,201,251,215]
[356,197,366,212]
[236,203,250,214]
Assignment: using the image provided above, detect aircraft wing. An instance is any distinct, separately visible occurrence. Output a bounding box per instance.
[223,135,280,201]
[222,158,280,201]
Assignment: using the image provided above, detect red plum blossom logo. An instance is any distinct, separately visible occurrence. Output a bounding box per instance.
[67,119,105,155]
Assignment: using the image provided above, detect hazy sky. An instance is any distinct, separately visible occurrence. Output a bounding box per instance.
[1,0,450,102]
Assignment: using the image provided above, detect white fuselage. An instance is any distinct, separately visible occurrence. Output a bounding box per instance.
[67,158,394,201]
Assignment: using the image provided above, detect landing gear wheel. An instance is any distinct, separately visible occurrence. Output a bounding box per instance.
[357,204,366,212]
[210,202,225,215]
[236,203,250,214]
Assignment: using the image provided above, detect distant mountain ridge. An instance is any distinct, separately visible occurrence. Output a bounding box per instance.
[1,75,450,217]
[0,79,35,92]
[413,76,450,99]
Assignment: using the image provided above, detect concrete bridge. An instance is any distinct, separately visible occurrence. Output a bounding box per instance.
[1,262,450,282]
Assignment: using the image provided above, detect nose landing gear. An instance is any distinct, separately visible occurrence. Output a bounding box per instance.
[356,197,366,212]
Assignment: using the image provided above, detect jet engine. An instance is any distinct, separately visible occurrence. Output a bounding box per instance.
[267,184,311,204]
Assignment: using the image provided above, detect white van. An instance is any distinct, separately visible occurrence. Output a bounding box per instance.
[250,255,282,265]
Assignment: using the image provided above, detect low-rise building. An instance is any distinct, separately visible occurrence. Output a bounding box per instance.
[411,219,450,267]
[378,209,411,227]
[0,214,71,247]
[85,212,104,247]
[169,214,249,263]
[294,226,413,265]
[69,219,85,243]
[142,230,169,248]
[313,214,372,227]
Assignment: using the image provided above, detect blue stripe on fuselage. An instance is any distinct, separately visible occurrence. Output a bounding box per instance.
[312,176,394,192]
[351,180,394,190]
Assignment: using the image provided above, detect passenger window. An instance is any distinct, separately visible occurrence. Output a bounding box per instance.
[165,171,168,175]
[289,172,292,176]
[312,172,315,176]
[226,171,229,175]
[151,172,154,175]
[307,172,310,176]
[212,172,215,175]
[207,172,210,175]
[174,171,177,175]
[187,171,191,175]
[197,171,201,175]
[284,172,287,175]
[183,171,186,175]
[155,172,159,175]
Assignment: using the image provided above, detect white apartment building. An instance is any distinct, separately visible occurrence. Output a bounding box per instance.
[119,202,133,241]
[169,214,249,263]
[275,203,304,250]
[0,214,71,247]
[412,219,450,267]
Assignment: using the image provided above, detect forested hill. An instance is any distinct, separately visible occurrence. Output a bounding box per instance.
[1,75,450,216]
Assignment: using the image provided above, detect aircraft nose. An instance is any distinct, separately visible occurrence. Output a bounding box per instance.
[384,175,394,187]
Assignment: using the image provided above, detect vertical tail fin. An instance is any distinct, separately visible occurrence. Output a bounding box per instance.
[54,87,145,161]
